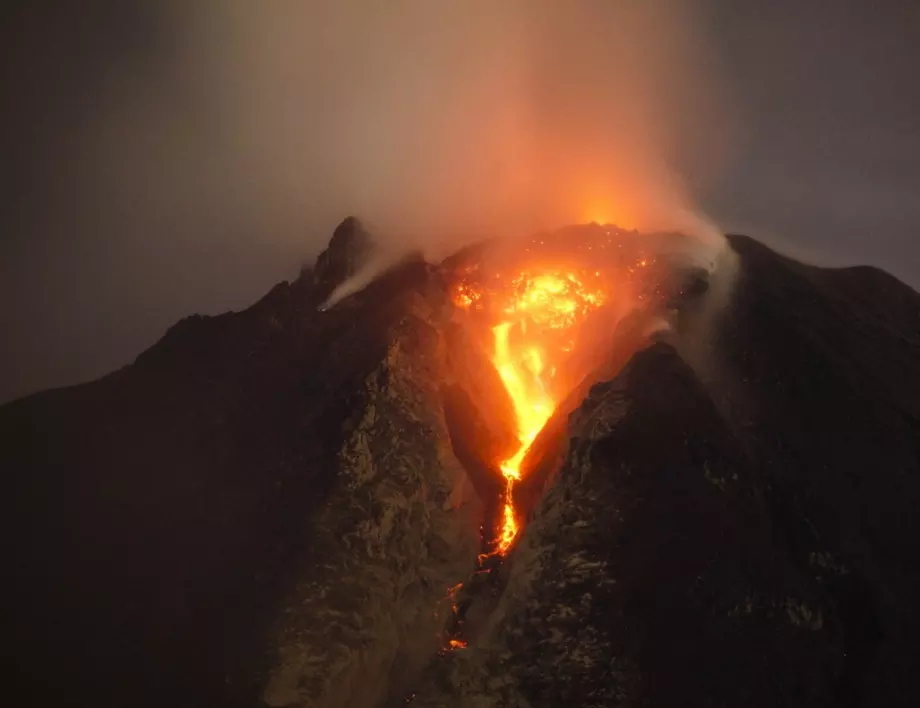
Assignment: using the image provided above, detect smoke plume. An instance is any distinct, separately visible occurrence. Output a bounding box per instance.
[0,1,738,401]
[107,0,736,258]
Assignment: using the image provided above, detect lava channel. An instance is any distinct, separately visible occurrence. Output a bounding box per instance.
[453,268,608,556]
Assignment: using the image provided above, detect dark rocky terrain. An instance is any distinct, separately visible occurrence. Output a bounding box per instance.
[2,219,919,707]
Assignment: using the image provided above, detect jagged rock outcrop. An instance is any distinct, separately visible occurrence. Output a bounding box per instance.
[312,216,375,296]
[262,292,482,707]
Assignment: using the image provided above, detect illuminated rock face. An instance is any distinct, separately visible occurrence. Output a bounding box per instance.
[262,294,484,708]
[1,219,486,708]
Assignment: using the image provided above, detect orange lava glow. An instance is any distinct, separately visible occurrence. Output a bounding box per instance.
[457,269,607,556]
[578,189,636,230]
[446,582,463,616]
[447,639,467,649]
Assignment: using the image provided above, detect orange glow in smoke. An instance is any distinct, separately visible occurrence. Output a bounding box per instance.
[578,188,635,230]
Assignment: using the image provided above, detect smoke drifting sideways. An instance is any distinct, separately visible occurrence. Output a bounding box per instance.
[156,0,738,260]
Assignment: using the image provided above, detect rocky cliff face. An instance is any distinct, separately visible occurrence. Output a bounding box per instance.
[2,219,483,708]
[262,292,482,708]
[3,220,920,708]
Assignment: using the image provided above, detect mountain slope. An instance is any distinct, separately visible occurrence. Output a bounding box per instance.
[695,234,920,705]
[2,221,919,707]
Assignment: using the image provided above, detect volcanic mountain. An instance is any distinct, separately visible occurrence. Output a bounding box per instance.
[3,218,920,708]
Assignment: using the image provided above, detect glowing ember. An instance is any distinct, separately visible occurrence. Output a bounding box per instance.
[451,282,482,309]
[447,639,467,649]
[446,582,463,615]
[502,272,603,330]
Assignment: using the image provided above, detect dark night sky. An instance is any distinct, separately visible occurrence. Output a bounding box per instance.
[1,1,918,404]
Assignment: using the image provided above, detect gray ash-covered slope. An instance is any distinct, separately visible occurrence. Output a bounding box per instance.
[3,219,920,707]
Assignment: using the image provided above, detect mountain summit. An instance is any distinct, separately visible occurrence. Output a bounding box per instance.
[3,221,920,708]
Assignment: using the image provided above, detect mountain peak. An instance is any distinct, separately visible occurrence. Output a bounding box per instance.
[310,216,375,296]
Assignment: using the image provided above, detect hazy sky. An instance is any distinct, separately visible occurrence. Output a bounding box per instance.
[1,0,918,403]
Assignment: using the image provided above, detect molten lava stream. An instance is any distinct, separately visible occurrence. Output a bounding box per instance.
[490,321,555,556]
[454,269,607,558]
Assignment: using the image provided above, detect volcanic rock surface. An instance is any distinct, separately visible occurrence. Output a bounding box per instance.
[3,219,920,708]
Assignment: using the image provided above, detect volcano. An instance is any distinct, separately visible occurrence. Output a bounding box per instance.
[3,218,920,708]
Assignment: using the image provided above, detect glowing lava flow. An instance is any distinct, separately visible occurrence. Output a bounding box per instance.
[487,272,606,555]
[451,264,608,556]
[491,321,553,554]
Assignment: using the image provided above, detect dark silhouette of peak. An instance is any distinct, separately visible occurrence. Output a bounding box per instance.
[309,216,375,296]
[2,223,920,707]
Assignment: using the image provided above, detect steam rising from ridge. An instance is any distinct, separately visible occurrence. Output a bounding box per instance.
[110,0,736,263]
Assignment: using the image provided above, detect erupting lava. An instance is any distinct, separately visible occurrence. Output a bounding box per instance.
[452,268,608,555]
